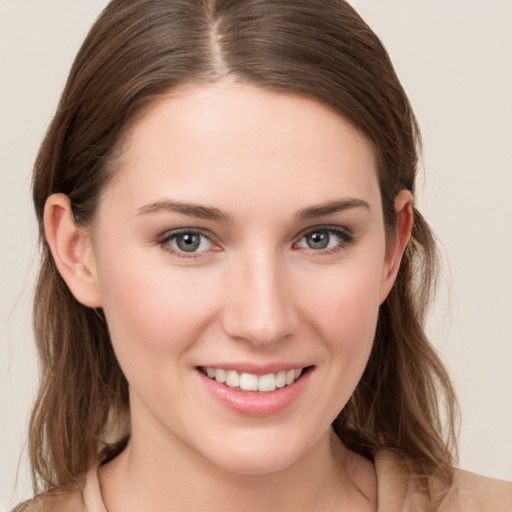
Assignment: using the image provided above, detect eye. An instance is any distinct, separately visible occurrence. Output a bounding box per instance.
[160,229,214,255]
[295,227,353,252]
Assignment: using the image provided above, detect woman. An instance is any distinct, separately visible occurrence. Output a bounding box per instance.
[15,0,511,510]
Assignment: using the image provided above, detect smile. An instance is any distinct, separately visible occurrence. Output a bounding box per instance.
[201,367,304,393]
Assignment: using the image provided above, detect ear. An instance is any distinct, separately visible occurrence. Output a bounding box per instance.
[44,193,102,308]
[379,189,414,304]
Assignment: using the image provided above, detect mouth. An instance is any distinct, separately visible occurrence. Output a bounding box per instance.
[199,366,312,393]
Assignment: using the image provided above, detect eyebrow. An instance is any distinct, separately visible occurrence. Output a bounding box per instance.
[137,200,233,223]
[294,198,371,222]
[136,197,370,223]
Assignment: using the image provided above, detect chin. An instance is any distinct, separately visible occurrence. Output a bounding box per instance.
[195,429,319,476]
[211,452,298,476]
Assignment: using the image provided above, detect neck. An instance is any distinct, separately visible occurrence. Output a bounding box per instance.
[100,433,375,512]
[99,418,376,512]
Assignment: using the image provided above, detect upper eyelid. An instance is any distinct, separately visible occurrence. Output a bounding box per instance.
[156,224,353,251]
[157,228,219,256]
[157,229,217,259]
[158,227,215,242]
[292,226,355,254]
[294,224,353,240]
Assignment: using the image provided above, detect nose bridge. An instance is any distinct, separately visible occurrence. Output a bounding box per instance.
[222,245,298,346]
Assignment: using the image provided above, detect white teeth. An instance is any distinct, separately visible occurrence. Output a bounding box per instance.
[215,368,226,384]
[204,367,305,392]
[226,370,240,388]
[275,371,286,388]
[239,373,258,391]
[258,373,277,392]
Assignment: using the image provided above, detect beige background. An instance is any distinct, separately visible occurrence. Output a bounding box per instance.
[1,0,511,509]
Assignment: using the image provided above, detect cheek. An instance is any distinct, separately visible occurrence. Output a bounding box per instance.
[302,263,382,344]
[94,247,220,373]
[283,263,383,428]
[298,261,383,396]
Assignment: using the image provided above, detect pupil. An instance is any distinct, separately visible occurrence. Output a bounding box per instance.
[308,231,329,249]
[177,234,200,252]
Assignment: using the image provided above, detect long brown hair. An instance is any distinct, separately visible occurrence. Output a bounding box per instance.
[30,0,458,493]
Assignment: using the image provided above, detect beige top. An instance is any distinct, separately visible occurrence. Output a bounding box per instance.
[13,450,512,512]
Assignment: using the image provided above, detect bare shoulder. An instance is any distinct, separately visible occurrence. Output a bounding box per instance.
[11,481,86,512]
[442,467,512,511]
[375,449,512,511]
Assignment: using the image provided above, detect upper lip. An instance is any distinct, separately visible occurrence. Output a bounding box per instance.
[197,363,312,376]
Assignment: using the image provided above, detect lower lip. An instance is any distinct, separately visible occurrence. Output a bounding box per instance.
[197,369,312,417]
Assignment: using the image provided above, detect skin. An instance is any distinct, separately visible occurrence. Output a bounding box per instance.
[45,81,412,511]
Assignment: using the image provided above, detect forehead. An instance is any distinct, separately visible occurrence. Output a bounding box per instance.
[104,81,380,217]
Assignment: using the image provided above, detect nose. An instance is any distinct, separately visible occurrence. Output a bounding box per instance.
[221,249,299,348]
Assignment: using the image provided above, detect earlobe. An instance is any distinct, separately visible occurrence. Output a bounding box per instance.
[44,193,102,308]
[379,189,414,303]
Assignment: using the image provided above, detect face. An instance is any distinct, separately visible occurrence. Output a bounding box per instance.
[87,81,398,474]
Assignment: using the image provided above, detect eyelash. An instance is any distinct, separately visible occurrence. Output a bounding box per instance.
[157,226,355,259]
[294,225,355,255]
[157,228,217,259]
